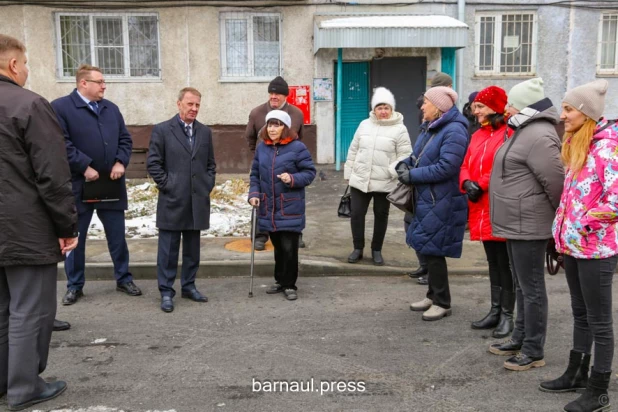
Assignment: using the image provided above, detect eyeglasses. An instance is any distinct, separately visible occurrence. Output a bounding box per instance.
[85,79,106,85]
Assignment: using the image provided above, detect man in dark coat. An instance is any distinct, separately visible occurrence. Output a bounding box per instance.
[244,76,306,250]
[147,87,216,313]
[52,64,142,305]
[0,34,78,410]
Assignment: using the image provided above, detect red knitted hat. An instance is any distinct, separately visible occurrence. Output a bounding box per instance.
[474,86,508,114]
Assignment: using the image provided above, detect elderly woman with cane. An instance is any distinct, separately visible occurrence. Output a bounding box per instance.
[541,80,618,412]
[248,110,316,301]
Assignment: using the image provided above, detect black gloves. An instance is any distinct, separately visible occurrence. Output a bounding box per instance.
[396,162,411,185]
[463,180,483,202]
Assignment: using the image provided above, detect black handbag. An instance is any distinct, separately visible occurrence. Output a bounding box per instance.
[338,186,352,218]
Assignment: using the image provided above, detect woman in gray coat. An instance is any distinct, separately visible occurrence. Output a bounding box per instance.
[487,78,565,371]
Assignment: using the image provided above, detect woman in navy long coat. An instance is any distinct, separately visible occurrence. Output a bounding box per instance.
[397,86,469,321]
[248,110,316,301]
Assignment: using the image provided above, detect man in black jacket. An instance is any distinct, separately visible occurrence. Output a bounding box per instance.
[0,34,78,411]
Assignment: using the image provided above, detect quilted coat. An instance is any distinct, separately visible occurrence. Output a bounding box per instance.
[401,106,469,258]
[248,135,316,233]
[459,122,512,241]
[553,119,618,259]
[344,111,412,193]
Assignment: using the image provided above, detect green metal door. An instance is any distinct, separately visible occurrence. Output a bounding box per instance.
[335,62,370,163]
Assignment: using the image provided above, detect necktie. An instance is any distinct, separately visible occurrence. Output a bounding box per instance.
[88,101,99,114]
[184,124,193,148]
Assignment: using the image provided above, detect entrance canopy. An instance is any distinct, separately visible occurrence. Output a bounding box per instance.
[314,14,468,53]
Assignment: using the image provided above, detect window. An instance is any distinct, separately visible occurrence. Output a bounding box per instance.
[598,14,618,74]
[475,12,537,76]
[55,13,161,79]
[219,12,282,80]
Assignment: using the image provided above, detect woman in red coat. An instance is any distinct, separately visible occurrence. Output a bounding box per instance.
[460,86,514,338]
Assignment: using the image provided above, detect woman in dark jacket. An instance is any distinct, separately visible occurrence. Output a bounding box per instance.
[248,110,316,301]
[487,78,564,372]
[397,86,468,321]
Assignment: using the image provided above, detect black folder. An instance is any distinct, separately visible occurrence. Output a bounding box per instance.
[82,174,122,203]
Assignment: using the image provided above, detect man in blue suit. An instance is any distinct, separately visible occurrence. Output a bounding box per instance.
[52,64,142,305]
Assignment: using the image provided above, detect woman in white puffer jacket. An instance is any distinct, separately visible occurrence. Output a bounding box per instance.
[344,87,412,265]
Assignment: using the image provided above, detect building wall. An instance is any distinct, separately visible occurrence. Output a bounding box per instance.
[3,1,618,171]
[461,2,618,119]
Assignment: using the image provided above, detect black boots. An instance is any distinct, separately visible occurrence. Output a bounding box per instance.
[471,286,501,330]
[371,250,384,266]
[347,249,363,263]
[563,368,611,412]
[493,289,515,338]
[539,350,591,393]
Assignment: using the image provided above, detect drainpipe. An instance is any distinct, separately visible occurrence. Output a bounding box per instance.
[456,0,465,106]
[335,48,343,171]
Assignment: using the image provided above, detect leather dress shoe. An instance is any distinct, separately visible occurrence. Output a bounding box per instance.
[417,275,428,285]
[116,281,142,296]
[181,289,208,302]
[372,250,384,266]
[161,296,174,313]
[62,289,83,306]
[53,319,71,332]
[407,267,428,278]
[347,249,363,263]
[8,380,67,411]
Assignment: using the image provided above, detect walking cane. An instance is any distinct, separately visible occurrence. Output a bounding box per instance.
[249,204,258,298]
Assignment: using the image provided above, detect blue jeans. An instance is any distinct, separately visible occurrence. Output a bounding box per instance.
[564,254,617,373]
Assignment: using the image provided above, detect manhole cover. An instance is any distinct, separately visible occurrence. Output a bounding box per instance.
[225,239,273,253]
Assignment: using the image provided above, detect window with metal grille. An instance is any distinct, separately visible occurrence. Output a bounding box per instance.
[219,12,282,80]
[475,12,537,76]
[55,13,161,79]
[598,13,618,74]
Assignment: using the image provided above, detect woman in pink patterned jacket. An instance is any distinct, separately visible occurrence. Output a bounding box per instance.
[544,79,618,412]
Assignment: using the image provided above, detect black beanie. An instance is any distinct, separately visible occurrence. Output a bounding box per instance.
[268,76,289,96]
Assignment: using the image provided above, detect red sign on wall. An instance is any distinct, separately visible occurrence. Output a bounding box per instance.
[287,85,311,125]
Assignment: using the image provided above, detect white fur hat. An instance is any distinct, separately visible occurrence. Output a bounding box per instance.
[371,87,396,111]
[265,110,292,128]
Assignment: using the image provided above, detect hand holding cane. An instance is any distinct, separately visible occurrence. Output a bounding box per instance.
[249,203,258,297]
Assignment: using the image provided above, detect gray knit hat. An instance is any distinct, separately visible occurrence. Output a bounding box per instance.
[562,79,609,122]
[430,72,453,88]
[508,78,545,111]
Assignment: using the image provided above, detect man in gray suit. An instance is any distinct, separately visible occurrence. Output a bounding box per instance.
[147,87,216,313]
[0,34,78,410]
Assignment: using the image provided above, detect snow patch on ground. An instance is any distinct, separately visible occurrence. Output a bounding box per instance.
[87,180,251,239]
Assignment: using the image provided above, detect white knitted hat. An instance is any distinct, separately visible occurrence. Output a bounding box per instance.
[265,110,292,128]
[371,87,396,110]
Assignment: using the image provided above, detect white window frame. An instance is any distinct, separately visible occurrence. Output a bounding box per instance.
[219,11,283,82]
[54,12,162,82]
[474,11,538,77]
[597,13,618,75]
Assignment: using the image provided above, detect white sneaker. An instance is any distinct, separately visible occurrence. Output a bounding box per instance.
[410,298,433,312]
[422,305,452,321]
